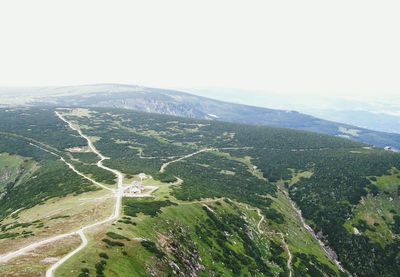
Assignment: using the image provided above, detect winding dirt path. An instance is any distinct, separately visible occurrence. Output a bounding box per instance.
[244,205,293,277]
[159,148,214,173]
[0,111,124,277]
[0,232,76,263]
[278,233,293,277]
[45,230,87,276]
[29,142,113,192]
[176,197,224,205]
[45,112,125,276]
[0,139,115,264]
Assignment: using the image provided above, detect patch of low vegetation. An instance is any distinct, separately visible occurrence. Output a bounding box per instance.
[71,152,99,164]
[70,161,116,185]
[392,214,400,234]
[292,253,341,277]
[95,260,107,277]
[106,231,130,241]
[154,172,177,183]
[49,215,70,220]
[99,252,109,259]
[78,268,90,277]
[369,167,400,193]
[102,238,125,247]
[123,198,176,217]
[0,232,19,239]
[118,219,137,225]
[140,240,165,259]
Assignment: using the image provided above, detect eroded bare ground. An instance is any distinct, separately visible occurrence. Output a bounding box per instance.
[0,235,81,276]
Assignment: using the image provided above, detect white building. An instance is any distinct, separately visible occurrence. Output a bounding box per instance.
[138,173,147,181]
[124,181,144,194]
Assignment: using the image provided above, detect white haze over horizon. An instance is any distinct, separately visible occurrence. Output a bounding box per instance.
[0,0,399,108]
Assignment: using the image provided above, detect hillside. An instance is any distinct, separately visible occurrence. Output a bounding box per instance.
[0,107,399,276]
[1,84,399,149]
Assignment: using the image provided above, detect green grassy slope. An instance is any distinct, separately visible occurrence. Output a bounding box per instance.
[58,197,342,277]
[0,153,33,192]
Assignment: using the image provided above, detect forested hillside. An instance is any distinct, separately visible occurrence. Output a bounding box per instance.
[0,108,96,220]
[3,84,397,148]
[0,107,399,276]
[60,107,400,276]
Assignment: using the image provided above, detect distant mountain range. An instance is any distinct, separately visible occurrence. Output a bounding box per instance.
[1,83,399,149]
[307,109,400,134]
[183,88,400,134]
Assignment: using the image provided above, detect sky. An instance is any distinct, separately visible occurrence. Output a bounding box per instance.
[0,0,399,99]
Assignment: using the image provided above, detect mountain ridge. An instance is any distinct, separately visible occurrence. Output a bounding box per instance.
[1,83,399,149]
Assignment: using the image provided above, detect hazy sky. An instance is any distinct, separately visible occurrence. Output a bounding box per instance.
[0,0,399,98]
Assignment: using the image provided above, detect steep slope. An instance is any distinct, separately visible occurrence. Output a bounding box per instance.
[1,84,399,148]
